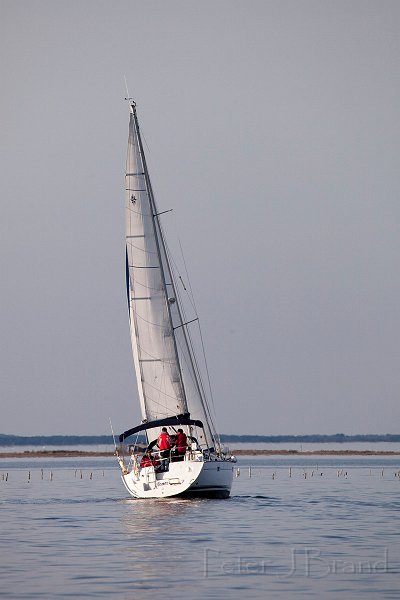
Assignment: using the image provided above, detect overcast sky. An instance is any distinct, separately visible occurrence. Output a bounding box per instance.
[1,0,399,436]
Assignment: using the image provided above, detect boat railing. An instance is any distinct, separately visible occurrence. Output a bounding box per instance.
[132,448,204,469]
[123,444,230,473]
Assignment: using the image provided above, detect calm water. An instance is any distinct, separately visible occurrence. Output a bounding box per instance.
[1,456,399,599]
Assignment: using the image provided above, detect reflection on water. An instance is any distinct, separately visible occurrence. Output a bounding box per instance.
[121,497,214,585]
[122,496,201,534]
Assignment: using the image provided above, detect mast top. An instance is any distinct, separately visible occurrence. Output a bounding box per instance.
[124,76,136,114]
[124,97,136,114]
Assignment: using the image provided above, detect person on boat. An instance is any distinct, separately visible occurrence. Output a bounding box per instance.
[173,428,188,461]
[140,452,153,468]
[157,427,172,471]
[140,452,160,470]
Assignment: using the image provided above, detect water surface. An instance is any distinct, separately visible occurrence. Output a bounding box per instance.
[1,456,399,599]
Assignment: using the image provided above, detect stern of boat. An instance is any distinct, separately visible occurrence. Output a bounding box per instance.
[119,452,234,499]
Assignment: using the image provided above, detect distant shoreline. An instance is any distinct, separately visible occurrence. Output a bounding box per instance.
[1,449,400,459]
[2,434,400,446]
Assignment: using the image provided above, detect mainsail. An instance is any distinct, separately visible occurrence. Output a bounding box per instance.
[125,101,218,450]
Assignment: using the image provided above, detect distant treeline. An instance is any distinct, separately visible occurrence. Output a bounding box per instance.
[219,433,400,444]
[0,434,116,447]
[1,433,400,446]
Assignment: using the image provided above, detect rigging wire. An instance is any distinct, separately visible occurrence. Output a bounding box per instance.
[177,235,219,425]
[163,219,220,442]
[168,252,219,447]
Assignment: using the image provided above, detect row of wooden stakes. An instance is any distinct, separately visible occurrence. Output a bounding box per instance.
[1,469,106,481]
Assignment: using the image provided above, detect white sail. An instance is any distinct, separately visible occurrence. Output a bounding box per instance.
[125,103,217,450]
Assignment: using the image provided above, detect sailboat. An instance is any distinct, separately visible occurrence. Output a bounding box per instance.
[116,100,235,499]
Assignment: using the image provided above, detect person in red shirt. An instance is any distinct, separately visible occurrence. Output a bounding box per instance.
[157,427,172,471]
[140,451,161,470]
[174,428,188,461]
[140,452,153,468]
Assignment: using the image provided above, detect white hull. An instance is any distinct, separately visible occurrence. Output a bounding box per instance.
[122,458,234,499]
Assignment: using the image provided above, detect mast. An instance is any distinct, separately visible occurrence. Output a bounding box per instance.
[125,100,218,448]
